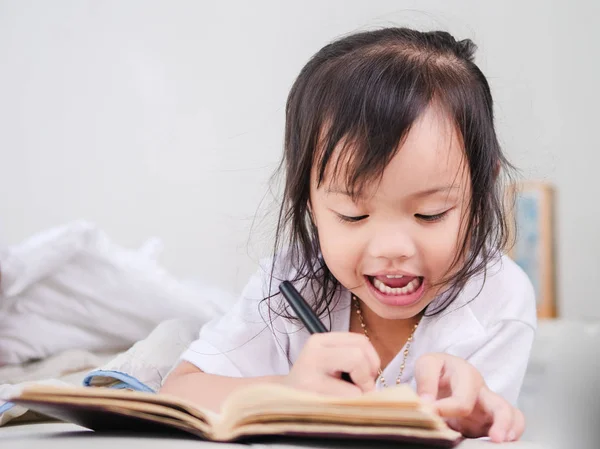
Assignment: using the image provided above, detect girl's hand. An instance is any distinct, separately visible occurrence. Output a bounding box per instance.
[284,332,380,396]
[415,353,525,443]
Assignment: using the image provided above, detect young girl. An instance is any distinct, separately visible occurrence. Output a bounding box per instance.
[161,27,536,443]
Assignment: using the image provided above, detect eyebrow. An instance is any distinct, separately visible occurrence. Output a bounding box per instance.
[410,185,460,198]
[324,187,355,196]
[324,185,460,198]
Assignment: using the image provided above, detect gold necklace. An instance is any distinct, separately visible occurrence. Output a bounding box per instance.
[352,294,419,388]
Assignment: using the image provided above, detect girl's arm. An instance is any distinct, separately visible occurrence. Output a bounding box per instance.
[160,361,284,412]
[161,332,380,412]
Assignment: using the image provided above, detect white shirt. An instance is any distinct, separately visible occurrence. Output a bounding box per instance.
[181,254,537,405]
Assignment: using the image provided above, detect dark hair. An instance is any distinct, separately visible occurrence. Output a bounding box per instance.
[269,27,514,320]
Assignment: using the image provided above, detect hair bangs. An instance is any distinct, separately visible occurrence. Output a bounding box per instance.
[312,50,433,199]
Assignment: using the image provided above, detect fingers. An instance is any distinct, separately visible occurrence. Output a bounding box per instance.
[414,354,444,403]
[318,333,381,375]
[292,333,380,394]
[511,408,526,441]
[480,387,525,442]
[479,388,512,442]
[451,386,525,442]
[311,332,381,380]
[318,348,377,392]
[415,353,480,416]
[309,376,364,397]
[432,366,480,417]
[417,353,482,418]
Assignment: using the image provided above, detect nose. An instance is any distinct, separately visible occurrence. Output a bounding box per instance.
[367,221,417,261]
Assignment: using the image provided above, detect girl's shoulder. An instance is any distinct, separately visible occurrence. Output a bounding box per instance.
[474,254,537,325]
[429,255,537,333]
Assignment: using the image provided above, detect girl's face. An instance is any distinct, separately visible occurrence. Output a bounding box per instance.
[309,106,471,320]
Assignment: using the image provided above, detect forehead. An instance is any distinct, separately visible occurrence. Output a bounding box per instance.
[318,105,468,197]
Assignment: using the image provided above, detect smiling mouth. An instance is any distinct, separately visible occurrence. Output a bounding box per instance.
[366,275,424,296]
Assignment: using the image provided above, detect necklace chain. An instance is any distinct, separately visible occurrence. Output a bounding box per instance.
[352,294,419,388]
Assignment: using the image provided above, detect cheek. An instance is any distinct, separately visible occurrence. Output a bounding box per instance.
[422,212,466,279]
[316,217,364,280]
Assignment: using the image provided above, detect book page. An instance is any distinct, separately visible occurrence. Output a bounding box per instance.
[16,385,218,429]
[222,383,420,409]
[218,420,462,445]
[217,383,448,438]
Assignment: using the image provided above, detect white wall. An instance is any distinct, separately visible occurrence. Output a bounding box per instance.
[0,0,598,317]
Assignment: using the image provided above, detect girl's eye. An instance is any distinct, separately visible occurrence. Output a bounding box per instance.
[336,213,369,223]
[415,211,448,223]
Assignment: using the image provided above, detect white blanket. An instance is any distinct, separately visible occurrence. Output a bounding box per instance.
[0,220,232,366]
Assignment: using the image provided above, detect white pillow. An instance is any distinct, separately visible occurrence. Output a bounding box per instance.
[0,221,232,366]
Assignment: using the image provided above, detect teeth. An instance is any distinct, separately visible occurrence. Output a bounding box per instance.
[372,277,422,295]
[385,274,404,279]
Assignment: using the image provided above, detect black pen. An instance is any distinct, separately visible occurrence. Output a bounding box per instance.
[279,280,354,383]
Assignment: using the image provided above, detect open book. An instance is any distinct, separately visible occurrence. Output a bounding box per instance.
[9,383,462,447]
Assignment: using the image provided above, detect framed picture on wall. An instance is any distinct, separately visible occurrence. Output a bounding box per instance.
[507,181,557,319]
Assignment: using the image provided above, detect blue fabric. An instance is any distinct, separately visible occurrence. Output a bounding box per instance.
[0,402,14,414]
[82,370,155,393]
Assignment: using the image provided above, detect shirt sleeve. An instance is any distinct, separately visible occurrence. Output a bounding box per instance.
[445,319,536,406]
[180,262,291,377]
